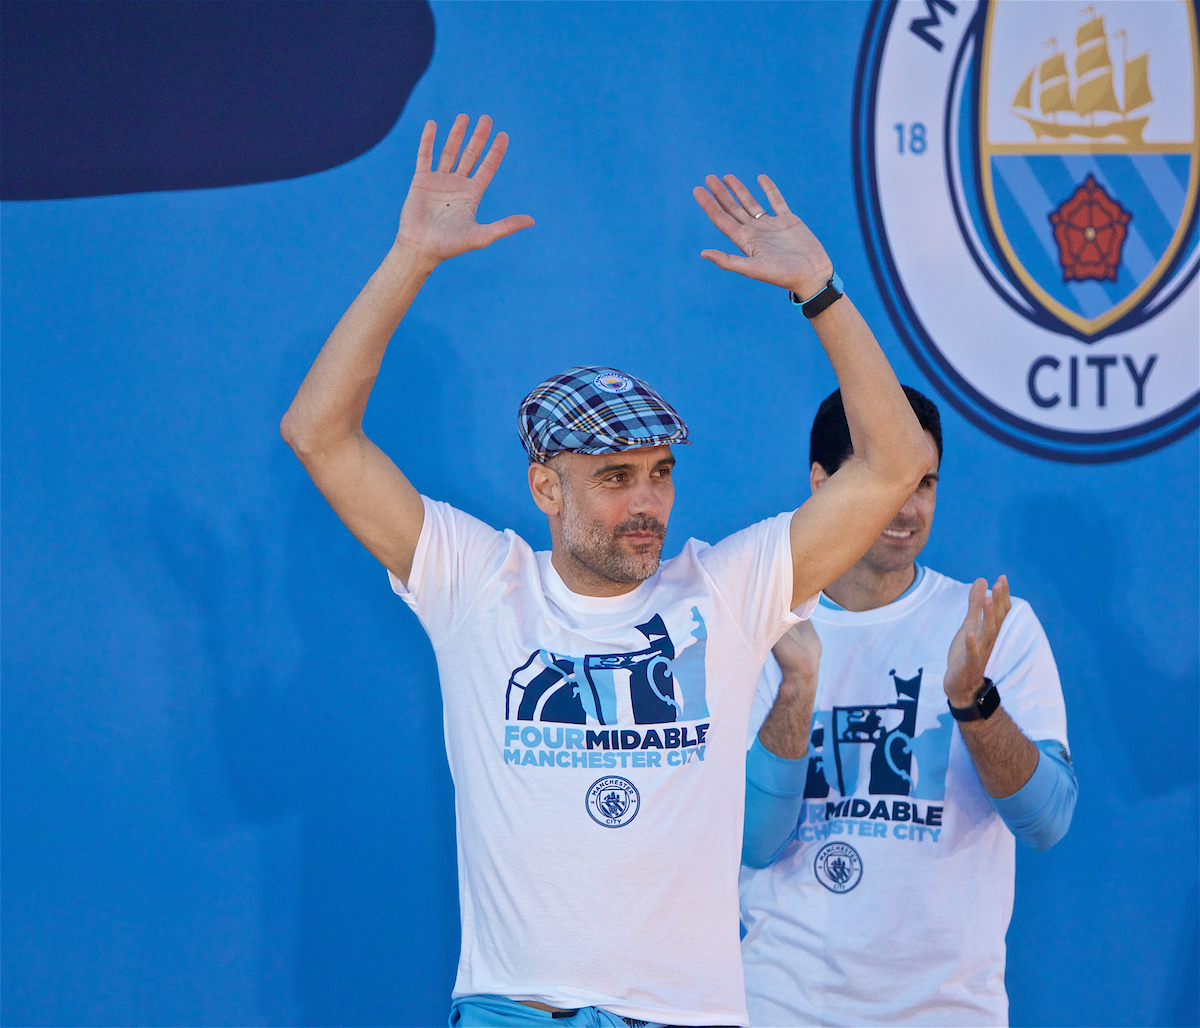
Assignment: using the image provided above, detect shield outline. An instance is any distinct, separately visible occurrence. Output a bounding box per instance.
[977,0,1200,337]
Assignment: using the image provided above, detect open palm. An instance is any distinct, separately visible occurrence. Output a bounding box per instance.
[944,576,1012,705]
[693,173,833,299]
[395,114,534,265]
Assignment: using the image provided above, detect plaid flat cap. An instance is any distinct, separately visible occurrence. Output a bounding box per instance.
[518,366,690,463]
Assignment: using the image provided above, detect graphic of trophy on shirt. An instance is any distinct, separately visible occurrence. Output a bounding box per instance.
[831,669,922,796]
[805,667,954,801]
[505,608,709,725]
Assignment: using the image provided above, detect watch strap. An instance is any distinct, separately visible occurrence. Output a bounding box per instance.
[949,677,1001,722]
[791,270,844,318]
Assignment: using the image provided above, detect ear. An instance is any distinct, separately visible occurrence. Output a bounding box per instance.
[528,462,564,515]
[809,461,831,495]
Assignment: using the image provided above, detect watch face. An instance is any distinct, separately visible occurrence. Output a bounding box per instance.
[803,282,844,319]
[978,680,1001,719]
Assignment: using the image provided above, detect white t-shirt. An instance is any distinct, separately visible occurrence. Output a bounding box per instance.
[739,568,1068,1027]
[392,497,814,1026]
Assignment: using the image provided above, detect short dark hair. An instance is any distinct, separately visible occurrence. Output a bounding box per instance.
[809,386,943,475]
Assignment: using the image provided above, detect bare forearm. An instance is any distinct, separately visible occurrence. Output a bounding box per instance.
[282,242,436,454]
[757,677,817,759]
[958,708,1040,798]
[810,297,931,483]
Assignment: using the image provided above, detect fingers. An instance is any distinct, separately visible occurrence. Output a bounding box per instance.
[692,185,744,237]
[966,577,987,624]
[758,175,792,215]
[979,575,1011,645]
[723,175,767,219]
[472,131,511,190]
[456,115,493,177]
[992,574,1012,621]
[437,113,470,172]
[416,120,437,172]
[772,620,821,678]
[707,174,750,222]
[964,628,980,666]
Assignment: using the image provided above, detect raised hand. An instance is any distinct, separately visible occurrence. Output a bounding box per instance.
[395,114,534,268]
[772,618,822,684]
[692,174,833,300]
[758,619,823,760]
[944,576,1012,707]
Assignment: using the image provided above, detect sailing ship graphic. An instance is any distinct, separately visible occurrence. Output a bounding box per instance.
[1012,7,1152,143]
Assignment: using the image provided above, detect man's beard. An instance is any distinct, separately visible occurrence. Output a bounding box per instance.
[561,504,668,585]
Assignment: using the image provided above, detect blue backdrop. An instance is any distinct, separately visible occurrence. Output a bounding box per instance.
[3,3,1197,1026]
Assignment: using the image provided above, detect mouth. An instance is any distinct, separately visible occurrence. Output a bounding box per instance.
[615,518,667,548]
[620,531,663,547]
[882,528,915,540]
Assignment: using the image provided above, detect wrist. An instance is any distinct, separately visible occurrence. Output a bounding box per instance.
[789,260,835,300]
[944,672,984,709]
[775,675,817,707]
[388,237,441,279]
[948,677,1001,722]
[790,269,843,319]
[945,687,977,708]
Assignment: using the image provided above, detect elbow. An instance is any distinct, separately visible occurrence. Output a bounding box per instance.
[868,423,935,494]
[1015,775,1078,851]
[1029,794,1078,851]
[900,431,937,488]
[279,409,299,450]
[1021,816,1072,852]
[280,406,317,461]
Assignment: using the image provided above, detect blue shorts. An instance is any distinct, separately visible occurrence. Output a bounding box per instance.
[449,994,665,1028]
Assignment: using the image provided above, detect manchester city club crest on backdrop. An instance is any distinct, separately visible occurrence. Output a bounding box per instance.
[855,0,1199,461]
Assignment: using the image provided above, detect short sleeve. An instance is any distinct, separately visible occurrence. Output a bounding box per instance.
[699,510,813,660]
[387,496,514,644]
[747,657,783,748]
[986,597,1069,753]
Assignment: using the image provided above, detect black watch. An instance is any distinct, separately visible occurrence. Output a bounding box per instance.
[791,270,844,319]
[948,677,1000,722]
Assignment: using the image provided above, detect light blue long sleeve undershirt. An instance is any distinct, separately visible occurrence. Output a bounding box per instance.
[742,736,1078,869]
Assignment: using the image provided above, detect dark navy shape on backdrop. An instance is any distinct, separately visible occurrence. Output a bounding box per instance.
[0,0,435,200]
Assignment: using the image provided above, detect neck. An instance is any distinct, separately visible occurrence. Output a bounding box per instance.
[823,561,918,612]
[550,545,642,598]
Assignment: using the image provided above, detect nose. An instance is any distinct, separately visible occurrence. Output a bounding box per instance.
[894,491,922,523]
[627,474,662,516]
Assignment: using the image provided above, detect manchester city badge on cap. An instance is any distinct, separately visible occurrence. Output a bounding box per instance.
[593,371,633,394]
[517,365,689,462]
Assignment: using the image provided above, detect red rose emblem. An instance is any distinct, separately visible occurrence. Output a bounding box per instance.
[1048,175,1132,283]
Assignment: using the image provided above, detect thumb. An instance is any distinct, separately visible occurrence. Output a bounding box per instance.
[480,214,535,245]
[701,249,749,272]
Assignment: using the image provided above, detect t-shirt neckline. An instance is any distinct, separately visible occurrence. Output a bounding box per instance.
[814,564,936,625]
[536,550,652,615]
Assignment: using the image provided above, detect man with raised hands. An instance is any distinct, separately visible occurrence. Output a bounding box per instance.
[281,114,933,1028]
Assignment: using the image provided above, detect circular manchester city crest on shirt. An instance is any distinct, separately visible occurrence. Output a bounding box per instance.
[585,776,641,827]
[814,841,863,894]
[593,372,633,394]
[854,0,1199,462]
